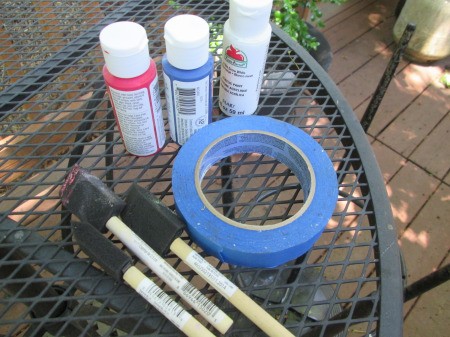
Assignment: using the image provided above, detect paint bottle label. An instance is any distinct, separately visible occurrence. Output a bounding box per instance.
[109,77,165,156]
[100,22,166,156]
[164,74,210,145]
[219,39,269,116]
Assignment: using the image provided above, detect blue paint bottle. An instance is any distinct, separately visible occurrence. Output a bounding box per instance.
[162,14,214,145]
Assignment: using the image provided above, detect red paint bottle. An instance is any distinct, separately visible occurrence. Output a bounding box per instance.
[100,21,165,156]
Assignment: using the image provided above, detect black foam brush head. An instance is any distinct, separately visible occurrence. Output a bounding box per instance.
[60,165,126,232]
[72,221,131,281]
[122,184,185,256]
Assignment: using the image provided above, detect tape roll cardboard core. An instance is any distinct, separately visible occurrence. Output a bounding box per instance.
[195,131,315,231]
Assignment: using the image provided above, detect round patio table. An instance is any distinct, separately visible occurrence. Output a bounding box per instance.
[0,1,403,336]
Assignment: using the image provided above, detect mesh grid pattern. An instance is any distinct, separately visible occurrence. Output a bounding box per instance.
[1,1,401,336]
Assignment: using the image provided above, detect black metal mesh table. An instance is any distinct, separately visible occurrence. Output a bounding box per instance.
[0,1,403,336]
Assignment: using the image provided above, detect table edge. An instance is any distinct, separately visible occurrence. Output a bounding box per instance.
[270,22,403,337]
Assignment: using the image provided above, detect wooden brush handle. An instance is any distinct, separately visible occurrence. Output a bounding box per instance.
[124,266,215,337]
[171,238,295,337]
[106,217,232,334]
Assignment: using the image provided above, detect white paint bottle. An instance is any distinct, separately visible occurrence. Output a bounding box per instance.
[219,0,273,116]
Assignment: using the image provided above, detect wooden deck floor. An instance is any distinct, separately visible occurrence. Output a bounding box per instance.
[319,0,449,336]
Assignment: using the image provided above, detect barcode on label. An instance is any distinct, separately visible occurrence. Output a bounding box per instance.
[136,277,191,329]
[176,87,196,114]
[150,283,185,318]
[181,282,221,320]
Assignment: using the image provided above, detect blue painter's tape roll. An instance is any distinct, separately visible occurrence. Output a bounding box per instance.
[172,116,337,268]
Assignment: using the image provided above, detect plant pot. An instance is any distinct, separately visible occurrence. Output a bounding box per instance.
[393,0,450,63]
[305,22,333,71]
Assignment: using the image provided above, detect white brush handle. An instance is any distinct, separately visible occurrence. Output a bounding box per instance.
[171,238,295,337]
[124,266,215,337]
[106,217,232,334]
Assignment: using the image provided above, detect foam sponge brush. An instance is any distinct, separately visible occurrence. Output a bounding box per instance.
[121,183,294,337]
[72,221,215,337]
[61,166,232,334]
[122,183,184,256]
[72,221,131,280]
[60,165,125,232]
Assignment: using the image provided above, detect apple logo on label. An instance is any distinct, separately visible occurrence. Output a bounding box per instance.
[224,45,247,68]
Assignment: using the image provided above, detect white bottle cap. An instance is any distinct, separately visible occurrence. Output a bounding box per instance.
[229,0,273,38]
[99,21,151,78]
[164,14,210,70]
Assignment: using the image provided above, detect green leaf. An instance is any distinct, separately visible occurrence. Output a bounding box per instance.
[271,0,347,50]
[440,72,450,88]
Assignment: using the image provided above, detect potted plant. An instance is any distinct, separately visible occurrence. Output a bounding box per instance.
[272,0,347,70]
[393,0,450,63]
